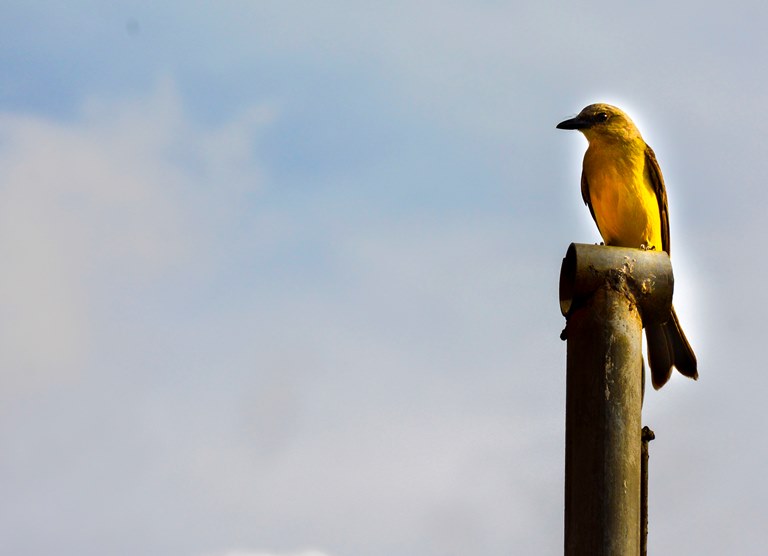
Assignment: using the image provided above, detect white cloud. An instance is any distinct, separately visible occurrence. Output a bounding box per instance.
[203,551,331,556]
[0,80,273,392]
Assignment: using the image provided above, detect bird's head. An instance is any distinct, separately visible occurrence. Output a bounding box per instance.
[556,103,642,143]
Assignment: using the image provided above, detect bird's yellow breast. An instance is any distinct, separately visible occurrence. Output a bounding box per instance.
[583,140,663,251]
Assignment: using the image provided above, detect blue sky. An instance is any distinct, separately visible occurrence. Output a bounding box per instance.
[1,2,767,555]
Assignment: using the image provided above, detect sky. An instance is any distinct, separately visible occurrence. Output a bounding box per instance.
[1,1,767,555]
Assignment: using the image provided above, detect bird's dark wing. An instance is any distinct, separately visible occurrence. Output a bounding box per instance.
[644,145,671,255]
[580,170,598,226]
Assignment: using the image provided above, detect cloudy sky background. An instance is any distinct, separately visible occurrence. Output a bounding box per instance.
[1,1,766,554]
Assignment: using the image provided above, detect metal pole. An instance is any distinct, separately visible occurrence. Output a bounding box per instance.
[559,244,673,556]
[641,426,655,556]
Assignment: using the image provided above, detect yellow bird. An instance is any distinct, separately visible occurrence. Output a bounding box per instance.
[557,103,697,389]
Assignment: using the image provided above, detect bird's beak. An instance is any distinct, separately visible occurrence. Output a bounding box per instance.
[556,116,588,130]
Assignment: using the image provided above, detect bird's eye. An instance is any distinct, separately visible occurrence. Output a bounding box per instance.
[596,112,609,122]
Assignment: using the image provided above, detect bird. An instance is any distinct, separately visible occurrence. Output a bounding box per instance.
[556,103,697,389]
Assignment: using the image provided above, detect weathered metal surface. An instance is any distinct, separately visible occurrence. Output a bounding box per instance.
[559,242,673,327]
[560,243,673,556]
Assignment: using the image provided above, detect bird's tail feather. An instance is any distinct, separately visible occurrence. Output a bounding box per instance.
[646,305,698,389]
